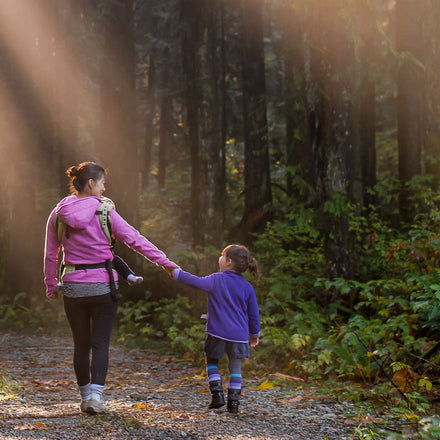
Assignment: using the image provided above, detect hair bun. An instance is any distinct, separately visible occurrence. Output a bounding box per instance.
[67,166,78,178]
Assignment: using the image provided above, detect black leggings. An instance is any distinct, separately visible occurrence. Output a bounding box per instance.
[63,293,118,386]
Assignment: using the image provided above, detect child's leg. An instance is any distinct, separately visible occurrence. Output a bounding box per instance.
[206,357,221,382]
[227,357,242,413]
[206,357,225,409]
[112,255,143,284]
[228,357,242,390]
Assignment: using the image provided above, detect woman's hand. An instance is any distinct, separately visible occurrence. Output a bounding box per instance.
[163,266,175,279]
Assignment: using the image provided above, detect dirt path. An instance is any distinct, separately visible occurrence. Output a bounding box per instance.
[0,331,358,440]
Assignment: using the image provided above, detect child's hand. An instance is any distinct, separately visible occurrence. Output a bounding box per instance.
[163,267,175,279]
[249,336,259,348]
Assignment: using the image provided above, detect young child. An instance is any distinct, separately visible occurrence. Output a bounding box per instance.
[171,244,260,413]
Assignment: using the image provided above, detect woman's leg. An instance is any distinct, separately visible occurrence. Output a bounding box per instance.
[63,296,92,387]
[89,293,118,386]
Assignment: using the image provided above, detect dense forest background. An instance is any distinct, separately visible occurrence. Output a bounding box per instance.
[2,0,440,400]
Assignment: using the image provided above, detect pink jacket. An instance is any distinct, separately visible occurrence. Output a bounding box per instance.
[44,195,178,298]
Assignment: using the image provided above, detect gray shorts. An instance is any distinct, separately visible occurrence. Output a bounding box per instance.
[204,334,250,360]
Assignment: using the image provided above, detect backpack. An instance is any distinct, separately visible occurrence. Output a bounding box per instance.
[54,197,115,245]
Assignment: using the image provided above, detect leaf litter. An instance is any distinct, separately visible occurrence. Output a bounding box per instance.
[0,331,358,439]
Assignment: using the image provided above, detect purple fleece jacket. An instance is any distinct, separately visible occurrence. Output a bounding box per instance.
[174,269,260,343]
[44,195,178,298]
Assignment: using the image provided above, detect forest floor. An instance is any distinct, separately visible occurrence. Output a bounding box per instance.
[0,331,376,440]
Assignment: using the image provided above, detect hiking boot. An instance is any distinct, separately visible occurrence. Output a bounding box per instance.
[208,380,225,409]
[86,398,108,414]
[227,388,241,414]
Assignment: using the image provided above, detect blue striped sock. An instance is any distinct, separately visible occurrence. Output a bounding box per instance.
[229,373,242,389]
[207,364,221,382]
[228,357,242,389]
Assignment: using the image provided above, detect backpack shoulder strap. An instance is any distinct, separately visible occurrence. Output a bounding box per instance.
[54,215,65,242]
[96,197,115,245]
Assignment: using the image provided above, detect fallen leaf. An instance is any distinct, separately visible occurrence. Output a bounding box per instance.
[270,373,305,382]
[193,370,206,380]
[248,379,275,390]
[15,421,47,431]
[392,368,420,393]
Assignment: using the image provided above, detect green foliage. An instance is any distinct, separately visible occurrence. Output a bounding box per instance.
[0,293,66,332]
[117,295,205,364]
[247,174,440,386]
[386,417,440,439]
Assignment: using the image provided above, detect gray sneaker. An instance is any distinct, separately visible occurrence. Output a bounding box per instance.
[80,400,89,412]
[86,398,108,414]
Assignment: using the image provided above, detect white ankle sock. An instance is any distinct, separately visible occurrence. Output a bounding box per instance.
[90,383,104,402]
[79,383,91,401]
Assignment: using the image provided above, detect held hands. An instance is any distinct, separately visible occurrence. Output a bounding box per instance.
[163,266,175,279]
[249,336,259,348]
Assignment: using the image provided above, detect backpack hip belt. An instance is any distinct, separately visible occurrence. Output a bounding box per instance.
[62,260,120,302]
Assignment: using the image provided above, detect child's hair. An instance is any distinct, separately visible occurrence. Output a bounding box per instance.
[66,162,106,194]
[223,244,259,279]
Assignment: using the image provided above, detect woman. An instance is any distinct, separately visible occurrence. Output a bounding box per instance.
[44,161,178,414]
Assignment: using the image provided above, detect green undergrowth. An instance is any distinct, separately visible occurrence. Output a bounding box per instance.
[0,291,68,333]
[115,175,440,438]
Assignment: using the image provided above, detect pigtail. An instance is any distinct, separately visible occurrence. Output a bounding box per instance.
[248,256,259,280]
[224,244,260,280]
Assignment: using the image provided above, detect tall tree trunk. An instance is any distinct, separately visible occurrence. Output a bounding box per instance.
[180,0,202,246]
[238,0,272,241]
[279,4,309,196]
[219,0,227,229]
[198,0,224,254]
[142,53,157,189]
[54,0,81,188]
[158,47,171,190]
[424,0,440,186]
[306,3,324,208]
[396,0,425,218]
[0,0,56,299]
[316,0,354,279]
[181,0,224,260]
[359,0,377,209]
[97,0,138,271]
[98,0,138,226]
